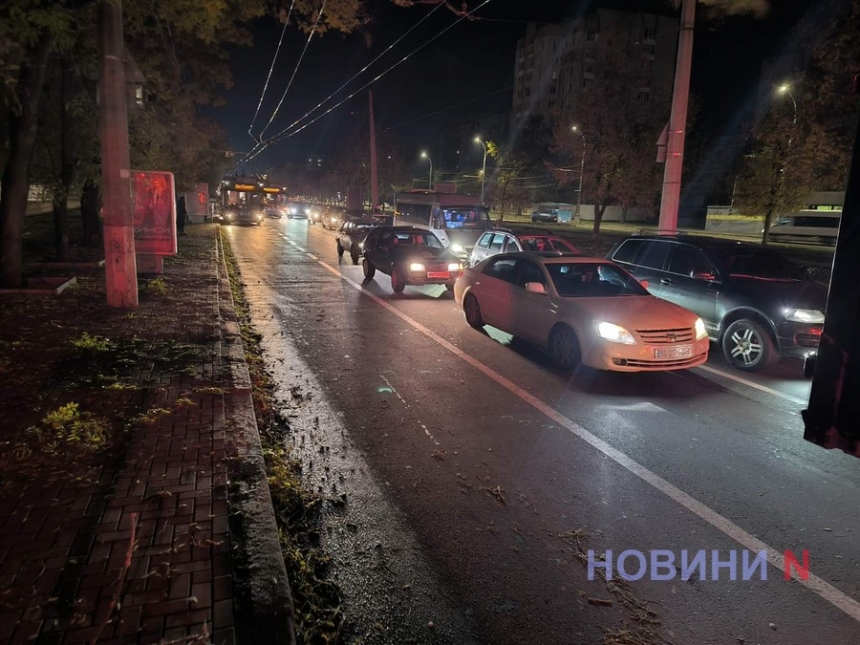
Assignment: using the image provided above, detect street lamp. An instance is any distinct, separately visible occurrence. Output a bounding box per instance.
[474,136,488,203]
[421,151,433,190]
[777,84,798,126]
[571,126,587,224]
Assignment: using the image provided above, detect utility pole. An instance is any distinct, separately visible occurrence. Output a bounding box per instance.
[99,0,138,307]
[369,90,380,213]
[571,126,587,224]
[658,0,695,233]
[475,137,487,203]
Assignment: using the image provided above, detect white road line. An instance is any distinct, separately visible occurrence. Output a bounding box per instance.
[379,374,438,445]
[316,258,860,623]
[295,247,305,252]
[697,365,807,406]
[306,253,318,260]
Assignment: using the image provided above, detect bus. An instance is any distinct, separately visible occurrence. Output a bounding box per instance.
[768,210,841,246]
[218,176,288,225]
[393,189,491,259]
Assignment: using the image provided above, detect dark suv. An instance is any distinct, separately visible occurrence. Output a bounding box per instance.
[606,234,827,372]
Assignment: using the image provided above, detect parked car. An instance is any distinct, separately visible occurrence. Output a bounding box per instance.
[454,253,709,371]
[361,226,463,294]
[468,228,579,267]
[337,218,379,264]
[309,208,325,225]
[531,209,559,223]
[606,234,827,372]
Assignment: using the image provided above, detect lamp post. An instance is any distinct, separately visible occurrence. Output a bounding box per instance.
[571,126,587,225]
[777,83,798,147]
[421,151,433,190]
[474,136,487,203]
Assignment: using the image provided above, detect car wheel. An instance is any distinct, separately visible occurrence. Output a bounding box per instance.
[464,294,484,329]
[362,258,376,280]
[351,247,360,265]
[390,267,406,293]
[337,242,344,257]
[721,319,776,371]
[549,325,581,370]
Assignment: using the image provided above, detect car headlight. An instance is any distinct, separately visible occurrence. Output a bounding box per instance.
[409,262,425,272]
[596,321,636,345]
[784,309,825,324]
[447,262,461,272]
[694,317,707,340]
[450,243,465,254]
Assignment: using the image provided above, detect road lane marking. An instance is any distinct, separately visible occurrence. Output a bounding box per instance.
[306,253,318,260]
[315,258,860,623]
[379,374,438,445]
[697,365,807,406]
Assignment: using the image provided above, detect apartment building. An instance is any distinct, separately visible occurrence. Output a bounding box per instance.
[512,9,679,128]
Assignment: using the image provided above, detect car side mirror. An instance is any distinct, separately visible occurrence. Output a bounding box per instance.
[525,282,547,295]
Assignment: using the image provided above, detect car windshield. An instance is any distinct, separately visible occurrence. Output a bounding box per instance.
[546,262,649,298]
[392,231,444,249]
[443,208,491,230]
[712,248,807,282]
[520,236,578,253]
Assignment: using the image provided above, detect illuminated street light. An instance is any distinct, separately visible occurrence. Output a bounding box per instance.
[421,151,433,189]
[777,83,798,125]
[571,126,587,224]
[474,136,488,203]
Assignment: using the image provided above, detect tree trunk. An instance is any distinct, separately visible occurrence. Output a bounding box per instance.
[593,203,607,239]
[761,160,782,246]
[80,180,102,246]
[0,34,54,287]
[54,55,76,261]
[621,205,629,224]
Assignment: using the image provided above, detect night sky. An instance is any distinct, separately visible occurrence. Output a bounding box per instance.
[206,0,824,177]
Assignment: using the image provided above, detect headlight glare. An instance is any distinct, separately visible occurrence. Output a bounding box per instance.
[447,263,461,272]
[785,309,825,324]
[597,321,636,345]
[409,262,425,272]
[695,317,707,340]
[450,243,465,254]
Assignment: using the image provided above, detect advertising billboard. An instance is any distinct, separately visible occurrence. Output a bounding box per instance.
[130,170,177,255]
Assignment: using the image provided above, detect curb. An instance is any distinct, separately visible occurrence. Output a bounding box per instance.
[214,229,297,645]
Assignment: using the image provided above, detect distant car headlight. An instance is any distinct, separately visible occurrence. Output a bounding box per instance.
[447,262,461,272]
[596,321,636,345]
[450,243,465,254]
[784,308,825,324]
[694,317,707,340]
[225,212,233,219]
[409,262,425,272]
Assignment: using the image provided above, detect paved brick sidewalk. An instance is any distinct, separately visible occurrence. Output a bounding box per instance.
[0,225,291,644]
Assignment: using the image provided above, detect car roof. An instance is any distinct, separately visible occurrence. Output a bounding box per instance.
[625,233,773,253]
[373,226,434,234]
[345,218,379,225]
[489,251,609,264]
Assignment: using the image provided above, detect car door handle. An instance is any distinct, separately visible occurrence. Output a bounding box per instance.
[660,278,673,285]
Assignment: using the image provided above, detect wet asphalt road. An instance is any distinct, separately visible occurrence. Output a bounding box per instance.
[225,219,860,645]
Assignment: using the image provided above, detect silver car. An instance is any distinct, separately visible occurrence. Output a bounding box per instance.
[468,228,579,267]
[336,218,378,264]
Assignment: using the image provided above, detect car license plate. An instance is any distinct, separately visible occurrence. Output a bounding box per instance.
[655,345,692,359]
[427,271,449,279]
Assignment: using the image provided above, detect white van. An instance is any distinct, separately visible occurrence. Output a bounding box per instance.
[769,210,840,246]
[394,190,492,260]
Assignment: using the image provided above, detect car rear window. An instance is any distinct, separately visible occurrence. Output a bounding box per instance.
[611,239,643,264]
[636,241,672,270]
